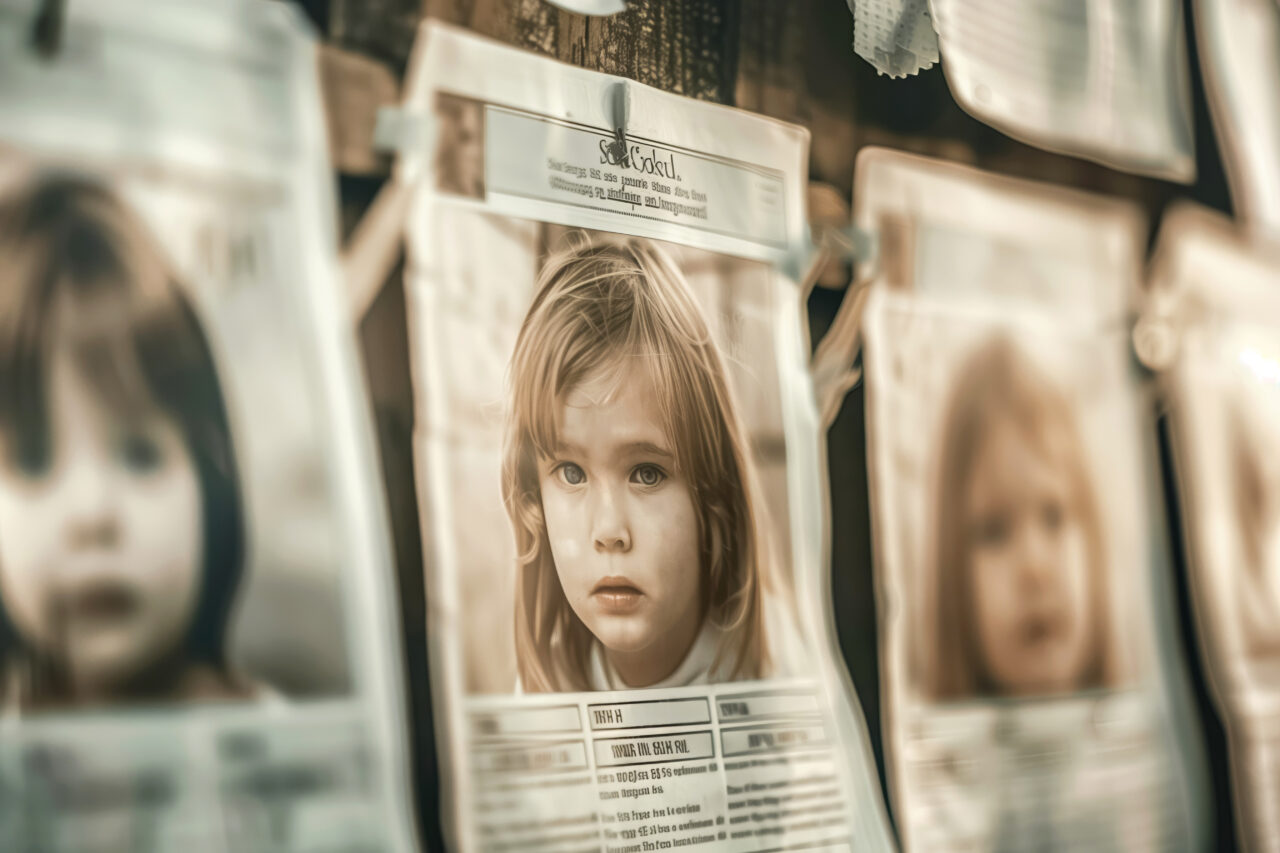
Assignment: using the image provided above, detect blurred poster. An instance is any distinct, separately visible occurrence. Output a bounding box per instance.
[1195,0,1280,236]
[857,149,1207,851]
[1154,205,1280,851]
[929,0,1195,182]
[400,22,894,853]
[0,3,415,851]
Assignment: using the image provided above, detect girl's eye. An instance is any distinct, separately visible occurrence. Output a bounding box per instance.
[630,464,666,487]
[972,515,1009,548]
[118,431,163,474]
[556,463,586,486]
[9,441,51,479]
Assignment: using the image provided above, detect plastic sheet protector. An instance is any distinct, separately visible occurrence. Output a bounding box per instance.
[0,2,418,851]
[398,22,895,853]
[857,148,1209,852]
[1153,206,1280,852]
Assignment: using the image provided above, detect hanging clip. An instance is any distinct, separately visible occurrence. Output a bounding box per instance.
[1132,287,1182,376]
[374,106,430,157]
[31,0,66,59]
[807,219,879,430]
[603,80,631,166]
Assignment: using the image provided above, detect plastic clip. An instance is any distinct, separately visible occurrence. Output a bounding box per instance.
[374,106,429,156]
[603,80,631,166]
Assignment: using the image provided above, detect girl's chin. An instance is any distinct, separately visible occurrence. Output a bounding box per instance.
[64,638,179,695]
[590,621,658,656]
[997,667,1082,697]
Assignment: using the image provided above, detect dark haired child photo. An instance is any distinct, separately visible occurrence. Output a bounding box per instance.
[0,174,266,712]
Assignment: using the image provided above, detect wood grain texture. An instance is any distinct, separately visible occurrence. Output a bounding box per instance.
[318,45,398,175]
[734,0,804,121]
[329,0,423,73]
[333,0,738,102]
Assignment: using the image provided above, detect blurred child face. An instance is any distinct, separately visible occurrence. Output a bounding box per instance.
[436,100,484,198]
[539,364,703,685]
[964,418,1095,696]
[0,341,202,696]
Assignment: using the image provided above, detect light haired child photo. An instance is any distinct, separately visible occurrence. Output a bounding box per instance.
[502,237,799,692]
[924,334,1120,701]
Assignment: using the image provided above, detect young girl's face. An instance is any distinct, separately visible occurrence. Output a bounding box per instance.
[963,417,1095,696]
[539,364,703,682]
[0,340,202,694]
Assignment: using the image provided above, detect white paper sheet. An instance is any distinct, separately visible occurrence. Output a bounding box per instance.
[1195,0,1280,236]
[399,22,895,853]
[930,0,1195,182]
[1153,205,1280,852]
[0,2,417,850]
[857,148,1208,851]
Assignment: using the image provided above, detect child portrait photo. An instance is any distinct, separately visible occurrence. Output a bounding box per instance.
[0,159,359,713]
[412,208,807,695]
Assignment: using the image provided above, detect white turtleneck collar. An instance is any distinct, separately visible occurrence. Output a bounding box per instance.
[587,618,726,691]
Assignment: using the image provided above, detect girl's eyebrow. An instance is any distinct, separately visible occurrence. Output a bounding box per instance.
[618,440,673,461]
[551,439,587,458]
[551,439,674,460]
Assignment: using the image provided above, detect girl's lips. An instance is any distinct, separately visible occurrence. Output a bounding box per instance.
[591,577,644,613]
[1018,612,1061,647]
[58,581,139,626]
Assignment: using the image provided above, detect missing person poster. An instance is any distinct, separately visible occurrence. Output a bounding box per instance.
[0,3,416,851]
[857,149,1207,851]
[1154,204,1280,851]
[400,22,894,853]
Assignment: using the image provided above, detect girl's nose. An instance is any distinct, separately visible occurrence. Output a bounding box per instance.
[63,460,121,550]
[1015,520,1055,590]
[591,486,632,554]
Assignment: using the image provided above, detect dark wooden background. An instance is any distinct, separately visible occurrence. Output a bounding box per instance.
[292,1,1237,848]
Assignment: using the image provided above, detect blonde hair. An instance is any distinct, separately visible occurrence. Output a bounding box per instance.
[502,237,770,692]
[924,335,1117,700]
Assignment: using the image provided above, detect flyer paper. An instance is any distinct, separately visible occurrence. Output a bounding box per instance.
[0,3,416,851]
[857,149,1206,851]
[400,22,894,853]
[1195,0,1280,236]
[929,0,1195,182]
[1154,205,1280,851]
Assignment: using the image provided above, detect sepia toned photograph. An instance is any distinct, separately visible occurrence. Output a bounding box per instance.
[0,163,355,713]
[865,281,1167,853]
[1177,339,1280,683]
[858,150,1186,851]
[432,92,486,200]
[922,331,1123,702]
[413,209,806,694]
[867,307,1138,708]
